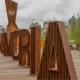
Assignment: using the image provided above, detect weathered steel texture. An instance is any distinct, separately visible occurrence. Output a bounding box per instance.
[56,22,77,80]
[19,29,30,66]
[0,32,19,57]
[11,1,18,23]
[5,0,18,23]
[0,33,5,54]
[10,31,19,60]
[37,21,77,80]
[0,33,9,56]
[5,0,18,44]
[0,34,1,51]
[30,26,41,75]
[5,0,12,23]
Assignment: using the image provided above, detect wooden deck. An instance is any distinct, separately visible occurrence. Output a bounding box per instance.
[0,50,80,80]
[0,54,37,80]
[71,50,80,80]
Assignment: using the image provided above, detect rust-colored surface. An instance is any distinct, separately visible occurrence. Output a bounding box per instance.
[30,26,41,75]
[37,21,77,80]
[0,32,19,57]
[5,0,18,43]
[0,33,9,56]
[19,29,30,66]
[10,31,19,60]
[0,35,1,52]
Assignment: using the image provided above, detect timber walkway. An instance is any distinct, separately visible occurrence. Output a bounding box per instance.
[0,50,80,80]
[71,50,80,80]
[0,53,37,80]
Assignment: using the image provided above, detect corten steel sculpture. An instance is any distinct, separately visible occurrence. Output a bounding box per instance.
[0,33,9,56]
[19,29,30,66]
[0,33,5,54]
[37,21,77,80]
[0,35,1,52]
[30,26,41,75]
[0,32,18,56]
[5,0,18,44]
[10,31,19,60]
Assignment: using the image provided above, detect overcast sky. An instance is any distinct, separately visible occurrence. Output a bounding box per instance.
[0,0,80,28]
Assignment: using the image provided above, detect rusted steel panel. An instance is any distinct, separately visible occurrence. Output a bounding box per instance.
[0,33,9,56]
[19,29,30,66]
[11,1,18,23]
[0,33,5,54]
[0,35,1,51]
[0,32,18,56]
[5,0,18,23]
[5,0,18,44]
[30,26,41,75]
[10,31,19,60]
[37,21,77,80]
[57,21,77,79]
[5,0,12,22]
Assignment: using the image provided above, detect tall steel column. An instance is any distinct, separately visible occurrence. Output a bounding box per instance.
[30,25,41,75]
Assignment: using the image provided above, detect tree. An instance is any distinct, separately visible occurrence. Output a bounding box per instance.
[70,18,80,44]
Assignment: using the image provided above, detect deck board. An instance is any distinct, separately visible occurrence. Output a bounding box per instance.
[0,54,37,80]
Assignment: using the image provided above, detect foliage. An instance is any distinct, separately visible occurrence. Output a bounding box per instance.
[70,21,80,44]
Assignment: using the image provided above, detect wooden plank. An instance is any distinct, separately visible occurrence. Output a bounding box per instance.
[0,54,37,80]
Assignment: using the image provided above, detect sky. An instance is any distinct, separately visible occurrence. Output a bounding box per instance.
[0,0,80,28]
